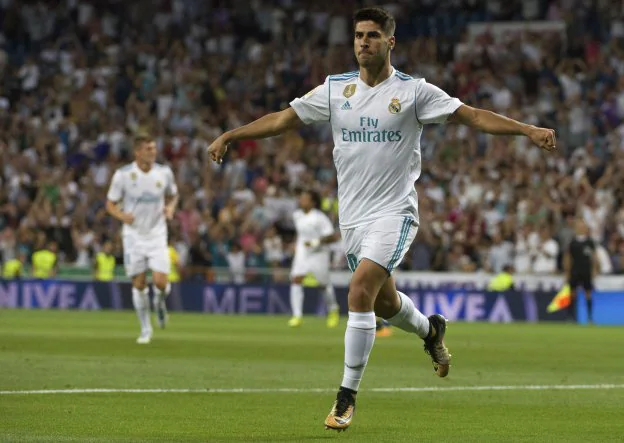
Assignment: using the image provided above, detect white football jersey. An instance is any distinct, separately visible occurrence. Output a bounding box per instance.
[293,208,334,258]
[107,162,178,237]
[290,68,462,228]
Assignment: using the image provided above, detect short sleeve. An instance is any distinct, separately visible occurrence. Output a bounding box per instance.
[106,170,123,202]
[318,212,335,237]
[415,79,463,125]
[289,77,330,125]
[166,167,178,196]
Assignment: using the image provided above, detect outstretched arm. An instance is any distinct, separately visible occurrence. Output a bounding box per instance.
[207,107,303,163]
[448,105,557,152]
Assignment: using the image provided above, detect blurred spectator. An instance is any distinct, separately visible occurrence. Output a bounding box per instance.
[532,226,559,275]
[0,0,623,283]
[31,239,58,279]
[168,237,182,283]
[227,242,246,284]
[487,231,514,274]
[94,240,115,282]
[2,251,26,279]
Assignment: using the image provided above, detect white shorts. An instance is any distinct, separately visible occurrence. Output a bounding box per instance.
[291,253,331,285]
[122,235,170,277]
[341,216,418,274]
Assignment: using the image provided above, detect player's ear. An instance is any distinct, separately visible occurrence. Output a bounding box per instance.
[389,35,395,51]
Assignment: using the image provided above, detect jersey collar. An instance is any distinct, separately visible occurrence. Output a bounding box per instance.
[356,67,396,90]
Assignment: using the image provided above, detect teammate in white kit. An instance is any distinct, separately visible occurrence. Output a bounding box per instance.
[289,190,340,328]
[207,7,557,431]
[106,134,179,344]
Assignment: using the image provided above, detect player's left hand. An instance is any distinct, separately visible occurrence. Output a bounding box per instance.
[164,205,175,220]
[528,126,557,152]
[207,136,229,164]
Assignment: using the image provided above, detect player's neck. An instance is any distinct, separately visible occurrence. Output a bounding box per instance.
[359,62,392,87]
[135,161,152,173]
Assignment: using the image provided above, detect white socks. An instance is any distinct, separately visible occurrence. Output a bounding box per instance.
[155,283,171,310]
[324,285,339,312]
[341,311,376,392]
[387,291,429,339]
[132,287,152,336]
[290,284,304,318]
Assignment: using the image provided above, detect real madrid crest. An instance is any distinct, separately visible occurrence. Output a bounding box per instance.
[343,84,356,98]
[130,172,137,181]
[156,180,162,188]
[388,97,401,114]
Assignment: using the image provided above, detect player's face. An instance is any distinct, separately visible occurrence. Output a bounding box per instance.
[299,193,313,210]
[354,21,394,68]
[135,141,157,166]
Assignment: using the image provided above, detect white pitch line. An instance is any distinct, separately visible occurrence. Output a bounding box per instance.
[1,384,624,395]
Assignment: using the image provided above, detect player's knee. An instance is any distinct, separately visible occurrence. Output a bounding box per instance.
[348,279,377,311]
[133,282,147,291]
[152,274,168,291]
[132,274,147,290]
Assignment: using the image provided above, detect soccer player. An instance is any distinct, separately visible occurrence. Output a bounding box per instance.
[207,7,556,431]
[564,219,598,323]
[106,134,179,344]
[289,189,340,328]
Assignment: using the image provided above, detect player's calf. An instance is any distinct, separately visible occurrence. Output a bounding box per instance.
[152,277,170,329]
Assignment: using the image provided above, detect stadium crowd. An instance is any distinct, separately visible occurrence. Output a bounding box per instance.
[1,0,624,281]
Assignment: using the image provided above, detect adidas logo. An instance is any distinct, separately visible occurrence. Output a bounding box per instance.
[341,101,352,111]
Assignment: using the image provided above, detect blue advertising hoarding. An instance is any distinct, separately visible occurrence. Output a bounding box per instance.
[0,279,621,325]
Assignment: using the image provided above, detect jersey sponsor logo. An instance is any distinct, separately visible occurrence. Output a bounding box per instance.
[340,128,402,142]
[343,84,356,98]
[135,192,161,204]
[340,115,402,142]
[388,97,401,114]
[340,101,352,111]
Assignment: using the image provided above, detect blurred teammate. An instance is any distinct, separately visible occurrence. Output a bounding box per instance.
[289,190,340,328]
[207,7,556,431]
[106,134,178,344]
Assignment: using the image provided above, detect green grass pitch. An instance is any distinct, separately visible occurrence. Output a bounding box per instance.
[1,310,624,442]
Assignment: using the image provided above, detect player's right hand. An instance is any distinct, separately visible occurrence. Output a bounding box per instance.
[207,136,229,164]
[120,213,135,224]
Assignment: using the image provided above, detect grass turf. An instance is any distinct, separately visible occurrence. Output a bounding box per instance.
[1,310,623,442]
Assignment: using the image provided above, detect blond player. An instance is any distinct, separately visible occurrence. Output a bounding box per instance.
[289,189,341,328]
[106,134,178,344]
[207,7,556,431]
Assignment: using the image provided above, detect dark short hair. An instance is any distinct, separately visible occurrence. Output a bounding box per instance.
[353,7,396,36]
[302,189,322,209]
